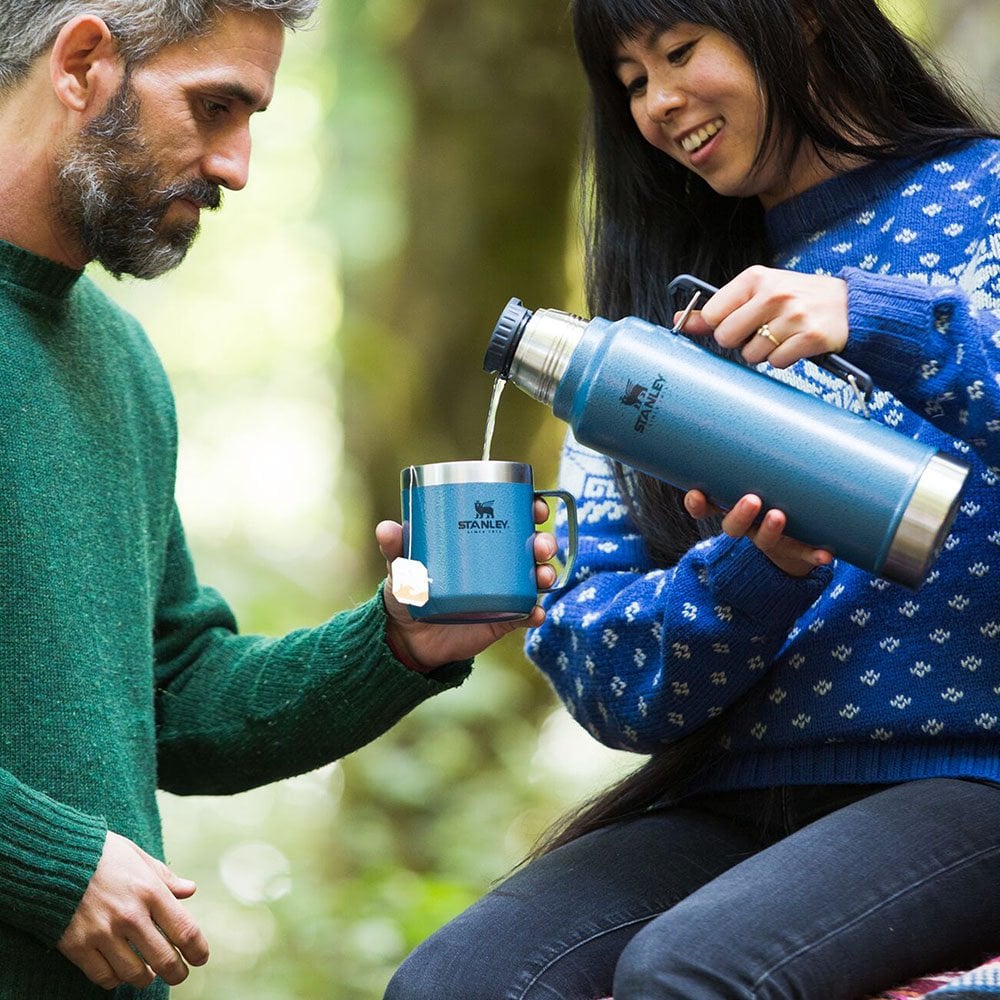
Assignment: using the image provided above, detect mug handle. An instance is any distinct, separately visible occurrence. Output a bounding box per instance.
[534,489,578,593]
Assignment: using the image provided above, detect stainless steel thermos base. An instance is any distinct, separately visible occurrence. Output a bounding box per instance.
[882,452,969,589]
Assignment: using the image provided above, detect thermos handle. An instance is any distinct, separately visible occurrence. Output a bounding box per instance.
[666,274,875,408]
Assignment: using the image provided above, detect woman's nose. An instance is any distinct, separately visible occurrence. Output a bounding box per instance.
[643,77,684,122]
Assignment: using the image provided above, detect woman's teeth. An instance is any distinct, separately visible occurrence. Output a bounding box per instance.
[681,119,723,154]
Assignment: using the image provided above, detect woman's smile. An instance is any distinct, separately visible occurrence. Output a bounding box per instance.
[679,116,723,155]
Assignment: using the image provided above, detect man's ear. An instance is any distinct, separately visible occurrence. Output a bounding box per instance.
[49,15,123,112]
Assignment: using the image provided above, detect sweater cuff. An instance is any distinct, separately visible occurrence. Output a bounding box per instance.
[370,585,472,688]
[0,769,107,947]
[700,535,833,622]
[838,267,943,385]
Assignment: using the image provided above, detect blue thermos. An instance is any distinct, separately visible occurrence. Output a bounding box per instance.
[483,289,970,590]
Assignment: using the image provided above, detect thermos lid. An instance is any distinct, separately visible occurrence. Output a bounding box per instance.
[483,297,533,376]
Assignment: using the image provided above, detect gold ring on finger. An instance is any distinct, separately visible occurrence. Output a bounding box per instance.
[756,322,781,348]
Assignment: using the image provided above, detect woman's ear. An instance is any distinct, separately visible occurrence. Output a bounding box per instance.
[49,15,122,113]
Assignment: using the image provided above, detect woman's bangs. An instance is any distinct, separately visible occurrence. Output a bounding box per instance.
[573,0,726,71]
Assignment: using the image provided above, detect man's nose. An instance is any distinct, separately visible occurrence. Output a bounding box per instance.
[202,128,251,191]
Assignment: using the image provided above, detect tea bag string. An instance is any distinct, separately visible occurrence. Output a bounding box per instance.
[406,466,416,561]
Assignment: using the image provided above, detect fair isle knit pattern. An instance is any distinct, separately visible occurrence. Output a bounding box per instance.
[0,239,470,999]
[526,139,1000,794]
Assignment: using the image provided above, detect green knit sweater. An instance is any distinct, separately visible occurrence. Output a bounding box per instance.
[0,239,471,998]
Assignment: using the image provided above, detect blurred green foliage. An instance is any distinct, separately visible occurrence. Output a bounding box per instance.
[94,1,1000,997]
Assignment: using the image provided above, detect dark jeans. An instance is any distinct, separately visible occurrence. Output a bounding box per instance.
[384,778,1000,999]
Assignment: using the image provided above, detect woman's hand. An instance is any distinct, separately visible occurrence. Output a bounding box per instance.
[681,265,849,369]
[685,489,833,577]
[376,500,558,672]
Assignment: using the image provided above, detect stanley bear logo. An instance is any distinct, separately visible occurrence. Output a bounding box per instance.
[620,380,647,409]
[458,499,508,531]
[631,374,667,433]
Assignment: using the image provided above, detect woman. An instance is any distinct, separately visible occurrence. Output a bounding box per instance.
[385,1,1000,997]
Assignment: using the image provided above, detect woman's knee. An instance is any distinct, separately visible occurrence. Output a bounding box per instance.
[384,927,476,1000]
[612,907,741,1000]
[384,901,535,1000]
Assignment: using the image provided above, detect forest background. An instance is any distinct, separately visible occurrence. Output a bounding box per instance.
[97,1,1000,996]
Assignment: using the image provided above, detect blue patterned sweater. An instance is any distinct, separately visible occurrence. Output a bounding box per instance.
[526,139,1000,794]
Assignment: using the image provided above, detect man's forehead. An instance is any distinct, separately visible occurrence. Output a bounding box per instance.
[137,10,284,109]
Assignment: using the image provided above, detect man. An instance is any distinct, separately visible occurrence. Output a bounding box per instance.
[0,3,553,996]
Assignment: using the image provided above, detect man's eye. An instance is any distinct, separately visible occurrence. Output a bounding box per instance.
[202,99,229,118]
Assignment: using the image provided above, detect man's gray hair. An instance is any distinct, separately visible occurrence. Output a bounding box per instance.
[0,0,318,91]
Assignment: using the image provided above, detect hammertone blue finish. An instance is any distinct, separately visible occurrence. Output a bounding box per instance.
[553,315,938,574]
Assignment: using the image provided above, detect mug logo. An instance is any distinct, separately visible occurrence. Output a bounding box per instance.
[458,498,509,532]
[626,373,667,434]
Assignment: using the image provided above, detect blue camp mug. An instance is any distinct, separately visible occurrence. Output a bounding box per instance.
[400,460,577,623]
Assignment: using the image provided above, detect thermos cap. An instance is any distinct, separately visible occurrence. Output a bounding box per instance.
[483,297,533,376]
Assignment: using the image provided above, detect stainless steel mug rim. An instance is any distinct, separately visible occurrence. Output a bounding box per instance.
[401,460,533,488]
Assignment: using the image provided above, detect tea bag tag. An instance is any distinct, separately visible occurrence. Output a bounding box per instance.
[391,557,431,607]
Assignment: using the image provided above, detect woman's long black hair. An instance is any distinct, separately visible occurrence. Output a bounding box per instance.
[529,0,997,860]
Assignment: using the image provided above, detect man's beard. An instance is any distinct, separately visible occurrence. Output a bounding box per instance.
[55,78,222,280]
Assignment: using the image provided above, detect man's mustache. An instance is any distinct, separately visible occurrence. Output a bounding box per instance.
[161,178,223,211]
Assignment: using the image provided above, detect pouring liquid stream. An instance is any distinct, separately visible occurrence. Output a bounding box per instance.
[481,375,508,462]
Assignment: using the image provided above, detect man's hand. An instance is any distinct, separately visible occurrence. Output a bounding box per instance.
[57,831,210,991]
[376,504,558,671]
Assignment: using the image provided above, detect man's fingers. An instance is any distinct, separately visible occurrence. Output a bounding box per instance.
[150,897,211,970]
[101,941,156,990]
[78,950,122,991]
[97,887,201,987]
[375,519,403,561]
[122,932,190,987]
[533,531,557,563]
[138,849,198,900]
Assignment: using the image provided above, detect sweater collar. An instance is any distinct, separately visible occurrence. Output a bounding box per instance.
[765,155,923,252]
[0,238,85,299]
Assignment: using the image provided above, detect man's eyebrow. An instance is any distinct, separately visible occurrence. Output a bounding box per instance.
[203,81,271,112]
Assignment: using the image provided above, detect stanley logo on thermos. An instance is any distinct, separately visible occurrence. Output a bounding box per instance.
[621,374,667,433]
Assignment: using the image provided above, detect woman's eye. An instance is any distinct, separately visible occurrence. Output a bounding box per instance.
[624,75,647,98]
[666,41,695,65]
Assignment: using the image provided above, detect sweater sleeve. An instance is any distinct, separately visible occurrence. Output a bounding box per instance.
[153,506,471,794]
[0,769,106,948]
[838,212,1000,464]
[525,435,831,753]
